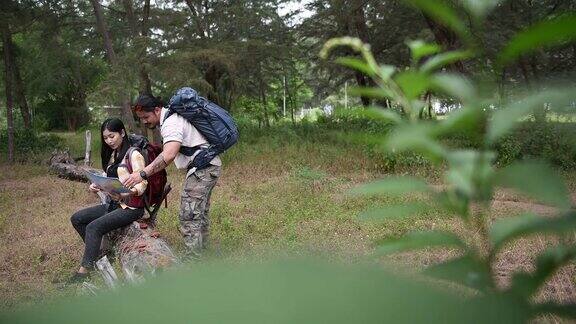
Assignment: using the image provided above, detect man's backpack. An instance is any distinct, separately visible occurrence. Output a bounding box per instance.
[164,87,239,169]
[124,134,171,219]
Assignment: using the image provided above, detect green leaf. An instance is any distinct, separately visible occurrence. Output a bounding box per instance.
[430,73,476,103]
[509,245,576,298]
[375,231,467,255]
[379,65,396,81]
[394,71,430,99]
[424,254,493,291]
[495,161,570,209]
[444,150,495,199]
[438,105,485,135]
[335,57,375,76]
[407,40,441,61]
[498,14,576,66]
[436,190,471,218]
[533,302,576,319]
[385,124,446,162]
[350,176,430,197]
[404,0,470,41]
[348,86,393,99]
[486,89,574,143]
[367,107,404,124]
[359,203,429,222]
[457,0,500,20]
[421,50,473,73]
[490,213,576,253]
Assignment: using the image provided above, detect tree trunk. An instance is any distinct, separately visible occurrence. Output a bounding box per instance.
[2,22,15,163]
[123,0,152,96]
[259,79,270,128]
[184,0,208,40]
[90,0,136,132]
[422,15,466,74]
[351,0,371,107]
[139,0,152,96]
[10,42,31,128]
[122,0,152,137]
[90,0,117,64]
[354,72,370,106]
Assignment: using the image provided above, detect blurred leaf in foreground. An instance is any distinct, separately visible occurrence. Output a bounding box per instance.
[0,260,530,323]
[495,160,570,209]
[350,176,430,197]
[498,14,576,66]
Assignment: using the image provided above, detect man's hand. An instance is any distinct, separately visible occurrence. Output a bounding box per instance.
[122,172,143,189]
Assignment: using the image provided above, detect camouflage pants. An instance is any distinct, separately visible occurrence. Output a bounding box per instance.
[179,164,221,255]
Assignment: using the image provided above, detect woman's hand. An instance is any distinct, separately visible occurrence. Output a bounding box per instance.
[89,183,101,193]
[107,191,121,201]
[108,190,135,201]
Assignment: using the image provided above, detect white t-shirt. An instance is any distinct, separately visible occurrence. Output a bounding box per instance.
[160,108,222,169]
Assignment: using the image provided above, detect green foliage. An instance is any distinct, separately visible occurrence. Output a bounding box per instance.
[424,254,493,291]
[498,14,576,66]
[351,176,430,197]
[495,161,571,209]
[317,107,395,134]
[403,0,471,41]
[321,1,576,319]
[493,122,576,169]
[0,260,532,323]
[375,230,467,255]
[0,127,63,162]
[490,212,576,253]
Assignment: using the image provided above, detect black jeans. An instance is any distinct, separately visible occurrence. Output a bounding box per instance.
[70,204,144,268]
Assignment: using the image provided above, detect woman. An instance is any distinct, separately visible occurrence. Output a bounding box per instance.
[69,118,148,282]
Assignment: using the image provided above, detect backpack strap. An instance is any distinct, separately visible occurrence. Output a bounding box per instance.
[144,183,172,221]
[119,147,140,173]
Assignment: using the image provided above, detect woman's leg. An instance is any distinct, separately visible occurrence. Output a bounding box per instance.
[70,204,108,242]
[81,207,144,269]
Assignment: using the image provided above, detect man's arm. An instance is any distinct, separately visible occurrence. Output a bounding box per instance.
[122,141,181,188]
[144,141,180,176]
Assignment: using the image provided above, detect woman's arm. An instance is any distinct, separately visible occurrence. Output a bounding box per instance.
[118,150,148,196]
[122,141,180,188]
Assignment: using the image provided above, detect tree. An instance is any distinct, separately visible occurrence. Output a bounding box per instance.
[1,19,15,163]
[299,0,425,106]
[89,0,136,131]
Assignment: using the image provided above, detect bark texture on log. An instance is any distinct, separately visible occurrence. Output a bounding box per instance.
[114,220,178,282]
[49,150,99,182]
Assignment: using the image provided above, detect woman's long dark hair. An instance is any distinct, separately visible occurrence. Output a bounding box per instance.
[100,118,130,170]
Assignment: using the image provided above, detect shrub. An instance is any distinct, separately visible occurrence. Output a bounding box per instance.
[0,127,63,162]
[317,107,395,134]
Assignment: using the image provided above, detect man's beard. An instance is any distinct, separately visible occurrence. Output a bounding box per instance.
[144,123,157,129]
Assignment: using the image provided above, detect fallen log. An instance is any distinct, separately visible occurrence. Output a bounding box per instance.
[115,220,178,283]
[49,150,98,182]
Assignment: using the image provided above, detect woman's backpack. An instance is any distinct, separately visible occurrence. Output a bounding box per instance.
[163,87,239,169]
[124,135,171,219]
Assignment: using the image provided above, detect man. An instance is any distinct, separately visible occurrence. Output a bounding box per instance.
[123,94,221,257]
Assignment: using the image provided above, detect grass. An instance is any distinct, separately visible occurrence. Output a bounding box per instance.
[0,123,575,313]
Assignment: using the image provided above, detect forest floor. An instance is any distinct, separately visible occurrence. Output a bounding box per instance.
[0,127,575,316]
